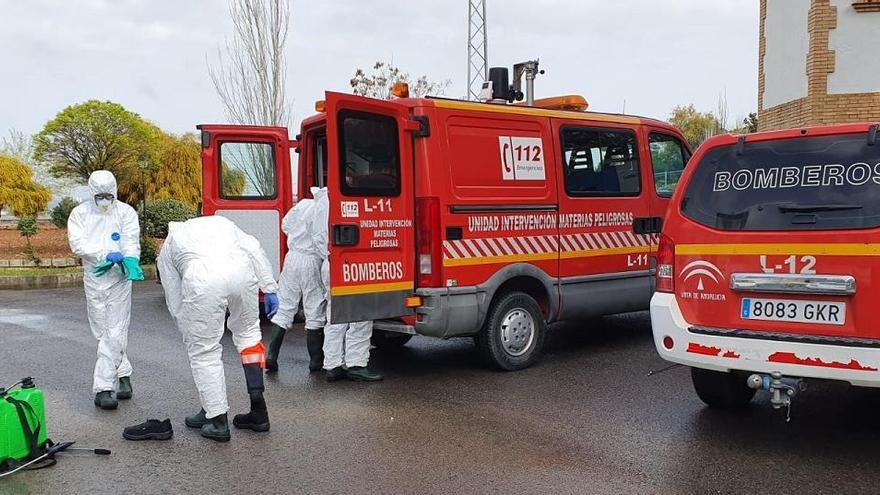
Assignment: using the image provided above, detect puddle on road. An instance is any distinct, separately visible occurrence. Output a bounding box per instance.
[0,309,49,330]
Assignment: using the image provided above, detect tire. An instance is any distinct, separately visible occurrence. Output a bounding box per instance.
[691,367,756,409]
[478,291,546,371]
[371,330,413,349]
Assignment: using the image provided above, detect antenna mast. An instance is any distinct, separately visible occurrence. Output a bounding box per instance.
[467,0,488,101]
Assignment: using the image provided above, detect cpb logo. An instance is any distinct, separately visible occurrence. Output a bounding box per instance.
[111,232,121,241]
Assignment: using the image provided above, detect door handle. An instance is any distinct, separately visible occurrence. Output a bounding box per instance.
[332,224,359,246]
[633,217,663,235]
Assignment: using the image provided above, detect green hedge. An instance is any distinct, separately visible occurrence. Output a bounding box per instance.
[142,199,195,238]
[51,197,79,229]
[140,235,158,264]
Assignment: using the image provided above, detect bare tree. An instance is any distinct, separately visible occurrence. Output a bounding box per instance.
[209,0,290,196]
[351,61,451,99]
[715,90,730,134]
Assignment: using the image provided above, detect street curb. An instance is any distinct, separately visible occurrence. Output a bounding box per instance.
[0,265,157,290]
[0,257,80,268]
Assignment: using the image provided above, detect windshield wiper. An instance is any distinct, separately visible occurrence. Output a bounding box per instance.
[777,203,863,213]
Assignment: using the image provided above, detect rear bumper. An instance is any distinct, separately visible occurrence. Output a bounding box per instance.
[410,286,485,339]
[650,292,880,388]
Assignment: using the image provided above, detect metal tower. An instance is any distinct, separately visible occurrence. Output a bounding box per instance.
[467,0,488,101]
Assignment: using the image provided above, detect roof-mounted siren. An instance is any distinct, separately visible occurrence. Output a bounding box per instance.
[513,60,544,107]
[478,67,523,104]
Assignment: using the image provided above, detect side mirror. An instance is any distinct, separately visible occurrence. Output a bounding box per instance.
[633,216,663,235]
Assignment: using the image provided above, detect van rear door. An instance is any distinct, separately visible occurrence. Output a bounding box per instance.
[675,127,880,341]
[199,125,293,277]
[324,92,417,323]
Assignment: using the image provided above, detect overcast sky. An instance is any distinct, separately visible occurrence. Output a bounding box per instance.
[1,0,758,138]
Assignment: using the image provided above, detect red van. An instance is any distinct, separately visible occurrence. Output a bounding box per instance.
[652,123,880,411]
[200,89,691,370]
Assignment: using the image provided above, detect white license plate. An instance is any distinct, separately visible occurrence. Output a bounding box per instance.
[741,298,846,326]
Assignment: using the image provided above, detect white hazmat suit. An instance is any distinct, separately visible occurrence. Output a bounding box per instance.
[67,170,140,394]
[158,216,278,419]
[313,189,373,370]
[270,188,327,330]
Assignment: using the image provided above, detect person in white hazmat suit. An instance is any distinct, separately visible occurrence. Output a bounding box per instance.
[312,188,383,382]
[67,170,141,410]
[157,215,280,442]
[264,187,327,373]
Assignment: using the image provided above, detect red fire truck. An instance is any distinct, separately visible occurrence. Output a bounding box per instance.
[199,81,690,370]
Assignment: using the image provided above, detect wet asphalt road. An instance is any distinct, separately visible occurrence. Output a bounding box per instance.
[1,284,879,494]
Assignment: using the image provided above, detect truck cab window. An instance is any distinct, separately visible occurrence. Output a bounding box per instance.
[219,141,277,199]
[338,110,400,197]
[649,133,688,197]
[561,127,641,196]
[313,133,328,188]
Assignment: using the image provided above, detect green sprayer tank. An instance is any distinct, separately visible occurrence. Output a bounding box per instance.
[0,378,47,465]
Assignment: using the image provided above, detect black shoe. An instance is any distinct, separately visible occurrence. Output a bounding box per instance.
[307,328,325,373]
[325,366,347,382]
[346,366,384,382]
[200,413,230,442]
[94,391,118,410]
[123,419,173,441]
[265,324,287,373]
[233,410,270,432]
[185,409,208,429]
[116,377,132,400]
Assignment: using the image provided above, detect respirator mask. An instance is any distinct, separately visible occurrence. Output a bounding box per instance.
[94,193,114,212]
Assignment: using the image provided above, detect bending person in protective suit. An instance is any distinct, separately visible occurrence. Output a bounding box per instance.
[158,216,280,442]
[67,170,140,410]
[265,187,327,373]
[312,189,383,382]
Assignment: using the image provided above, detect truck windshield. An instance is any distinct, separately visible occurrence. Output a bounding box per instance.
[681,133,880,231]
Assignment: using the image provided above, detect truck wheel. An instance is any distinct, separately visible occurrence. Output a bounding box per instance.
[371,330,413,349]
[691,367,756,409]
[479,291,546,371]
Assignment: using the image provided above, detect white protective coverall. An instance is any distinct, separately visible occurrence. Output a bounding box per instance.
[313,189,373,369]
[158,216,278,418]
[269,187,327,330]
[67,171,140,394]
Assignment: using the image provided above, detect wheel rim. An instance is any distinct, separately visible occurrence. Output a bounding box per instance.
[499,307,535,357]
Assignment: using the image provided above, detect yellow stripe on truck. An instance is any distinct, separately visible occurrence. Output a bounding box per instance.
[330,281,414,296]
[432,99,642,125]
[443,245,656,267]
[444,252,558,267]
[560,245,653,259]
[676,243,880,256]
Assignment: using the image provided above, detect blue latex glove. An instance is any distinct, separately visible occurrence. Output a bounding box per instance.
[106,251,124,264]
[264,293,279,319]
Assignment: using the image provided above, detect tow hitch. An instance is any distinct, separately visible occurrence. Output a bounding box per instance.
[747,372,806,422]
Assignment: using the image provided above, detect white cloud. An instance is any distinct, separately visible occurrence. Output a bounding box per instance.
[0,0,758,136]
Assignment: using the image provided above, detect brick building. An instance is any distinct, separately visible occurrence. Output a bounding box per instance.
[758,0,880,131]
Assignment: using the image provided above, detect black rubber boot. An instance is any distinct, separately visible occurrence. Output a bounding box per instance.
[307,328,324,372]
[200,413,230,442]
[325,366,347,382]
[264,324,287,373]
[94,391,118,410]
[233,393,270,432]
[116,376,132,400]
[243,363,265,395]
[346,366,384,382]
[123,419,173,441]
[185,408,209,429]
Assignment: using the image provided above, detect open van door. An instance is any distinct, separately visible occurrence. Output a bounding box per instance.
[198,125,293,278]
[325,92,418,323]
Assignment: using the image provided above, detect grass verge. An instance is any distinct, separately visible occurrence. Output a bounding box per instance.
[0,266,83,276]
